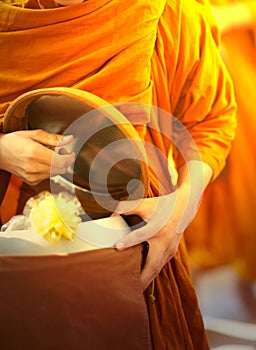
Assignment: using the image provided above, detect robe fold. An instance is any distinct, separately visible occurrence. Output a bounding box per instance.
[186,0,256,282]
[0,0,236,348]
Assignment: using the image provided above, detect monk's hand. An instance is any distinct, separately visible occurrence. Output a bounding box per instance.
[0,130,75,186]
[114,161,213,291]
[114,187,200,291]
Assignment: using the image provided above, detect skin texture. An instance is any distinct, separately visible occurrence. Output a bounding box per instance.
[0,130,75,186]
[115,160,213,291]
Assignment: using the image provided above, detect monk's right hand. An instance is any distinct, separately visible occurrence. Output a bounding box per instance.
[0,130,75,186]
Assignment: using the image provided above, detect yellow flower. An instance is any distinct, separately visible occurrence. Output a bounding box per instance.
[25,191,82,241]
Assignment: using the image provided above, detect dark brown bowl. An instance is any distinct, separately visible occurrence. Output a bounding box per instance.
[3,88,149,219]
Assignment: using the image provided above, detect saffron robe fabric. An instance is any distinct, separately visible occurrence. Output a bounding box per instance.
[186,0,256,281]
[0,0,236,348]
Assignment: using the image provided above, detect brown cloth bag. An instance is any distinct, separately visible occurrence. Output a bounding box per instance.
[0,245,150,350]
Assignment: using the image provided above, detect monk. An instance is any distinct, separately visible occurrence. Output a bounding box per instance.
[186,0,256,287]
[0,0,236,348]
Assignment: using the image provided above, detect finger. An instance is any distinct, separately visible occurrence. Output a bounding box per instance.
[16,160,71,184]
[51,151,76,170]
[58,147,69,155]
[18,170,49,186]
[57,135,74,146]
[49,164,72,176]
[140,265,157,292]
[28,129,73,147]
[30,143,75,169]
[115,197,156,221]
[115,220,160,249]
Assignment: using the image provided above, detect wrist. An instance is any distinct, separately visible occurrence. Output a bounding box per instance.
[177,160,213,190]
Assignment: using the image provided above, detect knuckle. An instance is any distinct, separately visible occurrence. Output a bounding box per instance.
[23,173,40,186]
[57,159,68,170]
[54,155,69,168]
[23,146,38,161]
[51,133,61,144]
[23,163,34,175]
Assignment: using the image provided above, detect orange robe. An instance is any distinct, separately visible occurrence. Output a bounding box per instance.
[0,0,236,348]
[186,0,256,281]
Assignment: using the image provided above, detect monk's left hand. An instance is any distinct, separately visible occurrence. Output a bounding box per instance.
[114,186,200,291]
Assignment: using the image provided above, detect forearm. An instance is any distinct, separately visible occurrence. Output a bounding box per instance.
[178,160,213,192]
[176,160,213,227]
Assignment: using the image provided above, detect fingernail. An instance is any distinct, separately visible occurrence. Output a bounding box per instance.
[116,242,125,250]
[58,147,68,155]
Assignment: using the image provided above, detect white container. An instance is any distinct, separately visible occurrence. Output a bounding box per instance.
[0,215,131,256]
